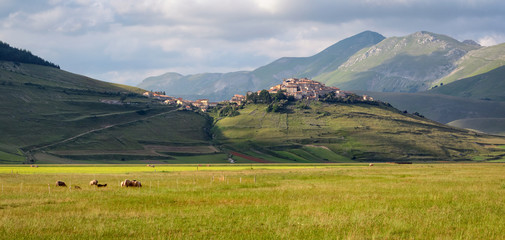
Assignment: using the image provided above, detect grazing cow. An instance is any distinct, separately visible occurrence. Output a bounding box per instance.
[55,181,66,187]
[147,164,155,168]
[97,184,107,187]
[72,185,81,190]
[89,179,98,186]
[369,163,374,167]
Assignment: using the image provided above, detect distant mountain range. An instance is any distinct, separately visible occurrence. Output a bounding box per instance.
[139,30,505,135]
[138,31,385,101]
[139,31,505,101]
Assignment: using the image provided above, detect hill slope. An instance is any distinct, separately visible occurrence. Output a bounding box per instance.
[356,91,505,124]
[0,61,215,164]
[212,101,505,162]
[448,118,505,136]
[437,43,505,85]
[138,31,385,101]
[315,31,480,92]
[429,65,505,101]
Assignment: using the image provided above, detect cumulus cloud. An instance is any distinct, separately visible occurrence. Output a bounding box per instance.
[1,0,504,85]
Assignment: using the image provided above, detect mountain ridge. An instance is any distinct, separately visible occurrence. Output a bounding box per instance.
[315,31,481,92]
[138,31,385,101]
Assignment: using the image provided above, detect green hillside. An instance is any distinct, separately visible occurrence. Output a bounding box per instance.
[212,101,505,162]
[315,31,480,92]
[0,61,216,164]
[437,43,505,85]
[429,65,505,101]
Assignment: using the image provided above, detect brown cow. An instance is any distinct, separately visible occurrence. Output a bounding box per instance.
[369,163,374,167]
[55,181,66,187]
[89,180,98,186]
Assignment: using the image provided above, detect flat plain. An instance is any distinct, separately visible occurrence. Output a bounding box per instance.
[1,163,504,239]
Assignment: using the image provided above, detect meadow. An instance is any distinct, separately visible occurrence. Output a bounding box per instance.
[1,163,504,239]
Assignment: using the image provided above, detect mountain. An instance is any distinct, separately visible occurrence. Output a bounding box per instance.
[138,31,385,101]
[212,101,505,162]
[140,31,505,103]
[250,30,386,85]
[315,31,481,92]
[437,42,505,85]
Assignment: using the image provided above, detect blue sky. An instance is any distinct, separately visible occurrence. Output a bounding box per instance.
[1,0,504,85]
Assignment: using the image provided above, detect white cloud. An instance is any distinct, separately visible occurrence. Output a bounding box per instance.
[1,0,505,86]
[478,35,505,46]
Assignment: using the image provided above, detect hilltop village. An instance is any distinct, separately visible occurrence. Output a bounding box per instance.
[143,78,374,112]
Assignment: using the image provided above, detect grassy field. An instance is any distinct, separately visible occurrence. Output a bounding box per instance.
[1,163,504,239]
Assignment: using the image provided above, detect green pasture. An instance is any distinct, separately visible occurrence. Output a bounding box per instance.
[1,163,505,239]
[0,164,347,174]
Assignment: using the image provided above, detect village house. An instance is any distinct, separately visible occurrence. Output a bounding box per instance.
[163,99,177,105]
[191,99,211,111]
[230,94,246,105]
[143,91,175,101]
[142,91,153,98]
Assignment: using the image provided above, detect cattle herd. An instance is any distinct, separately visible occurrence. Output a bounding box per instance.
[54,179,142,189]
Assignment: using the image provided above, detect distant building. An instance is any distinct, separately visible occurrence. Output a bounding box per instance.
[230,94,246,105]
[268,78,340,100]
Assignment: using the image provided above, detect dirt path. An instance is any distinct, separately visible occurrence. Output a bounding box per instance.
[230,151,271,163]
[30,109,179,152]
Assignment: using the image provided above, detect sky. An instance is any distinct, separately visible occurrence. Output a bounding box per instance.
[1,0,505,86]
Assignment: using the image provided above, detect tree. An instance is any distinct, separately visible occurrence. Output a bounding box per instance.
[273,91,287,101]
[246,92,258,103]
[258,90,272,103]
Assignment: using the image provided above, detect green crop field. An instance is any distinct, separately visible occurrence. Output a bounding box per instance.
[1,163,505,239]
